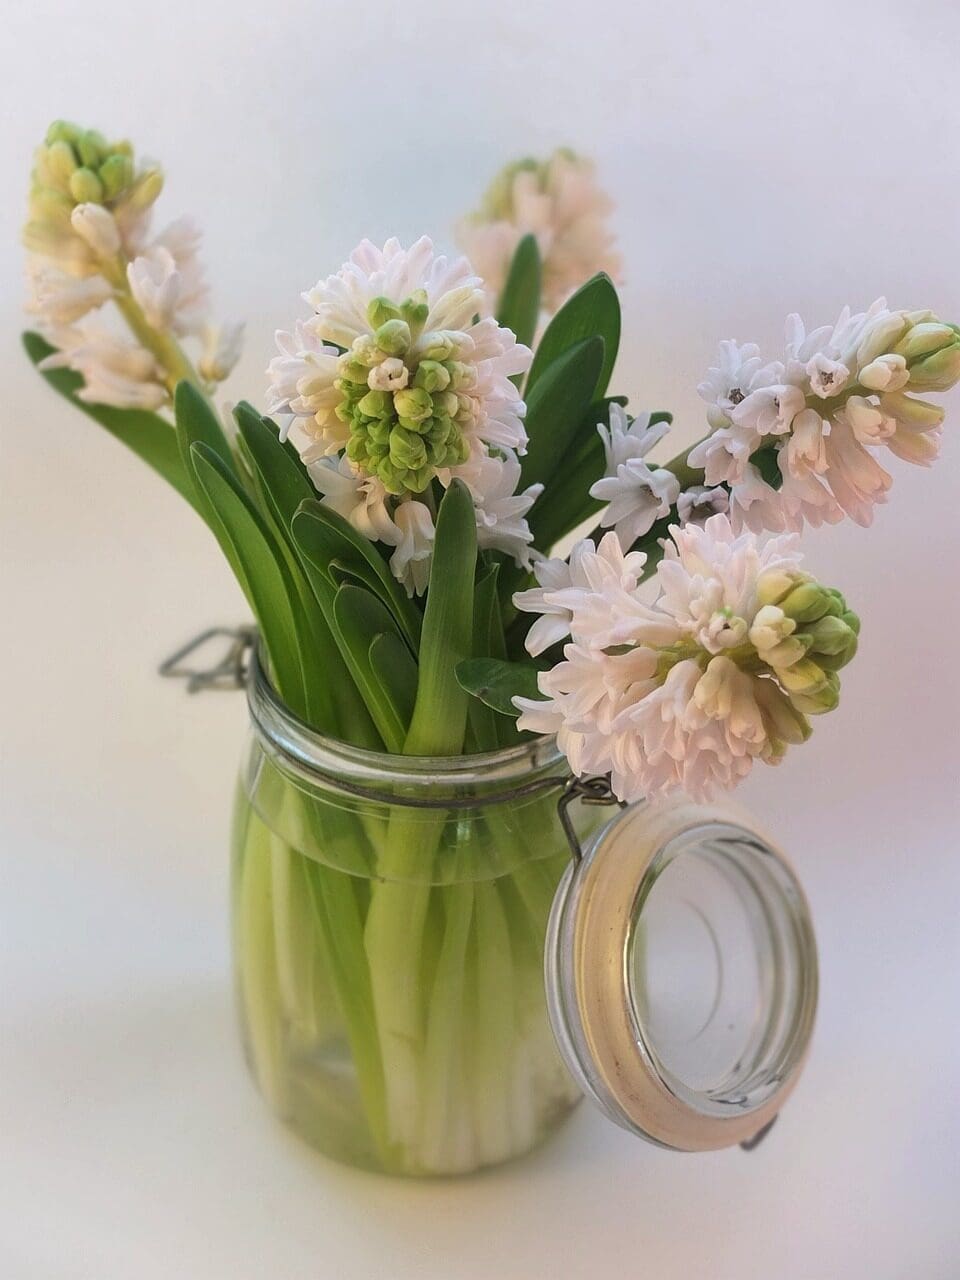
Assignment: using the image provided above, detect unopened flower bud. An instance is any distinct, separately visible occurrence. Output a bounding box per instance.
[357,389,392,419]
[754,679,812,746]
[418,331,457,361]
[859,353,909,392]
[367,296,403,329]
[779,581,833,623]
[375,318,411,356]
[789,671,841,715]
[893,321,955,361]
[69,167,105,204]
[801,614,858,658]
[878,391,945,429]
[70,203,120,257]
[366,357,409,392]
[119,167,164,213]
[856,314,909,367]
[394,386,433,423]
[46,140,78,186]
[413,359,451,393]
[776,658,829,696]
[76,129,108,169]
[99,152,134,200]
[389,426,428,470]
[907,338,960,393]
[748,604,796,653]
[756,569,807,608]
[400,289,429,335]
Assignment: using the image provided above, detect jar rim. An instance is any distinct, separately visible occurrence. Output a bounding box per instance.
[246,643,566,795]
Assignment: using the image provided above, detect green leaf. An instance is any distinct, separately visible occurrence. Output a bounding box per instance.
[333,585,410,752]
[234,402,314,532]
[22,331,198,512]
[174,380,237,484]
[188,442,307,717]
[369,632,418,730]
[520,335,604,490]
[496,234,541,353]
[467,563,508,750]
[292,499,421,652]
[526,273,620,399]
[455,657,542,717]
[750,443,784,492]
[404,479,477,755]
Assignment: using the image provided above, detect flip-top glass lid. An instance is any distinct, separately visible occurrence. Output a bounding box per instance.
[545,796,818,1152]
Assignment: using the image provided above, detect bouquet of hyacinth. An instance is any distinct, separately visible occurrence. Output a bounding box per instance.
[23,122,959,1173]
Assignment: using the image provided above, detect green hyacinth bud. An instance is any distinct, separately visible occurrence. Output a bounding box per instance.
[376,457,407,494]
[776,658,830,696]
[892,321,955,362]
[405,464,434,493]
[356,389,392,419]
[400,289,429,336]
[375,318,411,356]
[779,582,835,624]
[68,167,105,204]
[389,426,428,470]
[907,337,960,393]
[789,671,841,715]
[413,360,451,393]
[756,569,808,608]
[99,152,134,200]
[418,331,457,361]
[394,386,433,424]
[367,296,403,330]
[797,615,859,674]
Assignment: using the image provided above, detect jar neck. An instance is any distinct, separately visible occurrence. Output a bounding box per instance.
[246,645,567,804]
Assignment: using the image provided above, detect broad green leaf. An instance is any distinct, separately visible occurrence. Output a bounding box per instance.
[369,632,417,730]
[333,585,409,752]
[234,402,315,532]
[496,234,541,354]
[174,380,237,483]
[292,499,421,652]
[520,335,604,491]
[456,657,542,717]
[405,479,477,755]
[526,273,620,399]
[467,563,506,751]
[189,441,307,718]
[22,331,198,512]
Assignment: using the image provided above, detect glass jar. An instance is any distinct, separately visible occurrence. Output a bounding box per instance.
[231,648,605,1177]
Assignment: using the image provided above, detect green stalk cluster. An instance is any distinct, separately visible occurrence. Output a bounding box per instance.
[337,295,472,495]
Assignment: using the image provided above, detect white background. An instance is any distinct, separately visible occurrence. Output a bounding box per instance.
[2,1,959,1276]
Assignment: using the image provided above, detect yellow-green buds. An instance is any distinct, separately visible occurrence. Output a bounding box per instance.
[25,120,163,270]
[753,577,859,716]
[332,295,478,496]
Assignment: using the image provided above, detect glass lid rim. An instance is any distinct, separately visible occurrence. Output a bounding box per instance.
[548,799,818,1152]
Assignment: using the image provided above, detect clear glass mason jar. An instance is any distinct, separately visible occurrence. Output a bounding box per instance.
[231,649,606,1177]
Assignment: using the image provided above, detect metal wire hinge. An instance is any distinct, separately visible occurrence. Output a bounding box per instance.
[158,626,256,693]
[556,775,625,865]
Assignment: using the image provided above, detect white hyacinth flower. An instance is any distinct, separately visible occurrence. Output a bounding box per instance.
[695,297,958,536]
[302,450,401,547]
[38,323,167,410]
[460,449,543,567]
[677,484,729,526]
[513,532,649,656]
[696,340,782,430]
[589,405,680,546]
[270,236,541,593]
[514,513,855,802]
[390,500,435,598]
[26,262,113,326]
[456,150,622,314]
